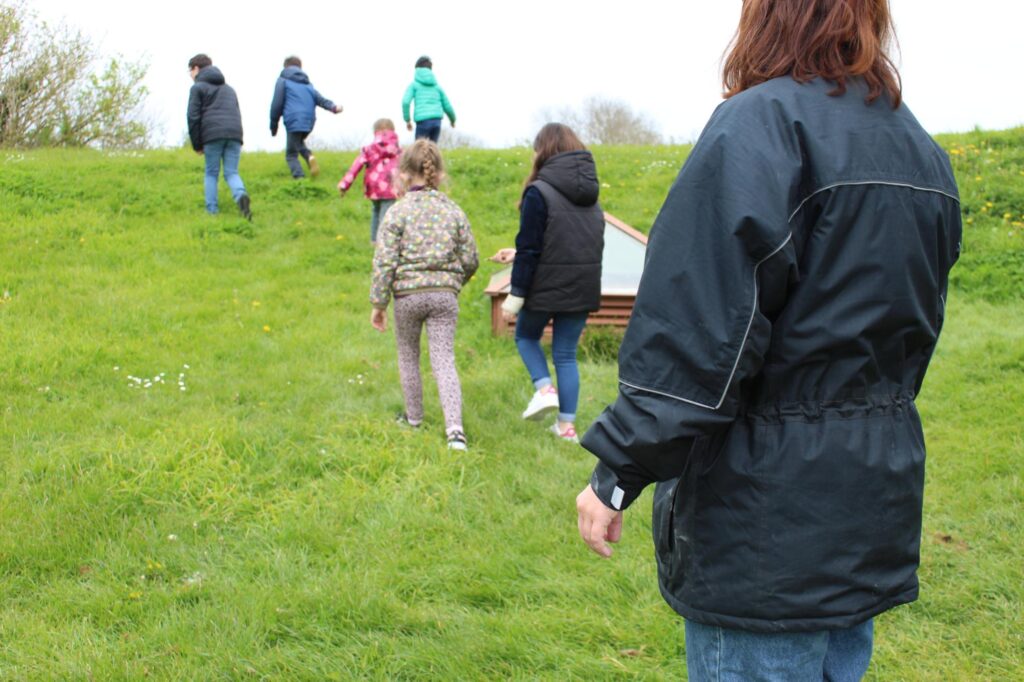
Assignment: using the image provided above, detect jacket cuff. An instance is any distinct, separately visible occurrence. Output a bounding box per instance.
[501,295,524,314]
[589,461,643,511]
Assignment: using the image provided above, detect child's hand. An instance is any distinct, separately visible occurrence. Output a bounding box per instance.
[333,105,343,114]
[371,308,388,332]
[338,186,346,197]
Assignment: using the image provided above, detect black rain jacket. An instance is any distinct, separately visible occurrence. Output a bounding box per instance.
[582,77,961,633]
[186,66,243,151]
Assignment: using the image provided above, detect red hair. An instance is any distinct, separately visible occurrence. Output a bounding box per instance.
[723,0,901,106]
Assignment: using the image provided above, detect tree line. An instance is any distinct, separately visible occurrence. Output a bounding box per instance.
[0,1,148,149]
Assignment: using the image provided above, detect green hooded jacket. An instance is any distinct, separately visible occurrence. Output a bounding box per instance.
[402,68,455,124]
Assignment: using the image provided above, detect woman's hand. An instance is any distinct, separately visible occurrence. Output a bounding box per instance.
[489,248,516,264]
[406,121,413,132]
[576,484,623,558]
[371,308,388,332]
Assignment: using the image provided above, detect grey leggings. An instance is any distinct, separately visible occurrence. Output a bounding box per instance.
[393,291,463,430]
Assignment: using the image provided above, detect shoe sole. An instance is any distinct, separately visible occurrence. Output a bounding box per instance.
[523,403,558,421]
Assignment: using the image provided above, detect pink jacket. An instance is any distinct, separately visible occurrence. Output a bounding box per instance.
[338,129,400,200]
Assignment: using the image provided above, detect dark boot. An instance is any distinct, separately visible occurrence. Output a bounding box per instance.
[237,194,252,221]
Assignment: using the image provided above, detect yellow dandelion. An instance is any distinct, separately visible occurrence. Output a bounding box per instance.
[980,206,989,213]
[336,235,345,240]
[263,325,271,333]
[975,176,983,181]
[985,201,994,208]
[966,217,974,224]
[1004,213,1013,220]
[252,301,261,307]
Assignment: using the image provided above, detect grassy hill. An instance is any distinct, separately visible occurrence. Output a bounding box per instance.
[0,133,1021,679]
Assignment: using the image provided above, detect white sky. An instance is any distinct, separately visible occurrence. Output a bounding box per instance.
[28,0,1024,150]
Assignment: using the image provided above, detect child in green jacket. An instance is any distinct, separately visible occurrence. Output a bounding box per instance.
[401,56,456,143]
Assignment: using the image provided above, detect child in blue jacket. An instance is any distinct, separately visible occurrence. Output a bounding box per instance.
[270,56,342,178]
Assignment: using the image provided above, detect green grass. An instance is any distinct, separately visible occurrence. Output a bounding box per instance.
[0,135,1021,679]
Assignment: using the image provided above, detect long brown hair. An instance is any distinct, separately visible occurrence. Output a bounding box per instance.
[722,0,901,106]
[522,123,587,192]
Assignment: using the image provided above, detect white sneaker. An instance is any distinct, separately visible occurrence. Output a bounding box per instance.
[522,387,559,421]
[550,421,579,443]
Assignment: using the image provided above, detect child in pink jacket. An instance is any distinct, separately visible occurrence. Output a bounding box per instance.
[339,118,401,243]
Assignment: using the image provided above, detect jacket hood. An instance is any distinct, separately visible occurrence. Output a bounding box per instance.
[536,150,600,206]
[280,66,310,84]
[196,66,226,86]
[365,129,400,163]
[414,67,437,86]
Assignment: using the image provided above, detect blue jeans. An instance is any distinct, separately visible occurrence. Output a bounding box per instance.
[414,118,442,143]
[684,619,874,682]
[514,309,588,422]
[203,139,246,214]
[370,199,395,243]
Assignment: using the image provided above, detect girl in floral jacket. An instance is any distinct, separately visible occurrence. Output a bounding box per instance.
[339,119,401,243]
[370,140,478,450]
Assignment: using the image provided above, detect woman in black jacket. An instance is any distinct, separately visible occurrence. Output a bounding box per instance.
[501,124,605,443]
[575,1,961,679]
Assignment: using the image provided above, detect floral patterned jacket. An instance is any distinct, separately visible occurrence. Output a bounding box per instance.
[370,188,479,308]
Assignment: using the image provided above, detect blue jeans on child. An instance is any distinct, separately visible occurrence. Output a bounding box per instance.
[514,310,588,422]
[415,118,442,143]
[370,199,395,243]
[203,139,246,214]
[684,619,874,682]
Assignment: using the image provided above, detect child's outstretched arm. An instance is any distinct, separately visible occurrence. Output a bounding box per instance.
[338,151,368,194]
[401,83,415,126]
[312,88,339,114]
[440,87,455,126]
[269,78,285,136]
[455,212,479,283]
[370,214,402,309]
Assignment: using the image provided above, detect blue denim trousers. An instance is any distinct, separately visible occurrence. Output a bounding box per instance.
[203,139,246,213]
[370,199,395,243]
[684,619,874,682]
[414,118,442,143]
[514,309,588,422]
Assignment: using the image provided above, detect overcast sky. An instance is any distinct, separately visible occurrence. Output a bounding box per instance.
[28,0,1024,151]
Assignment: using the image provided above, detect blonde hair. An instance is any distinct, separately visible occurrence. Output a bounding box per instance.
[398,139,444,191]
[373,118,395,132]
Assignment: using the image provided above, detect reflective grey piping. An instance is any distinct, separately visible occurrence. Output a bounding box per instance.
[619,232,794,411]
[620,180,958,413]
[788,180,960,223]
[618,378,718,410]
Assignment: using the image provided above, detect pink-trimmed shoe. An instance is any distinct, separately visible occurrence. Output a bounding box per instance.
[522,386,559,421]
[549,421,579,443]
